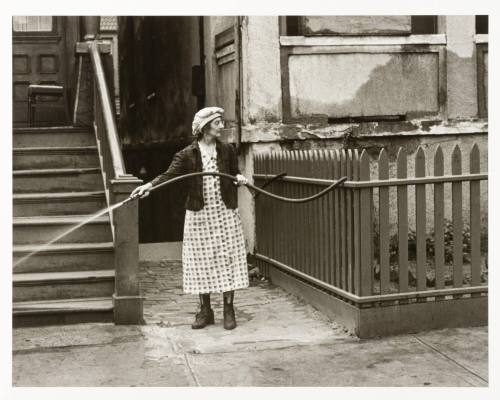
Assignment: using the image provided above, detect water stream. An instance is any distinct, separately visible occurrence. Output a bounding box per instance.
[13,200,125,270]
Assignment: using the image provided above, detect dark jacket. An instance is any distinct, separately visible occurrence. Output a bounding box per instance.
[150,138,241,211]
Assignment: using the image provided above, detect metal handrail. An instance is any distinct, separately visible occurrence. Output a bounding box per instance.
[88,40,125,178]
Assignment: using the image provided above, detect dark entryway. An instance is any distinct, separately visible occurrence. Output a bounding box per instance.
[117,16,204,243]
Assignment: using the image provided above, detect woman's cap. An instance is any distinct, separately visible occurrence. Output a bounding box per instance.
[192,107,224,135]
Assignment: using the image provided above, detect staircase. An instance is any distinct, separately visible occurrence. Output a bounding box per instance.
[13,126,115,326]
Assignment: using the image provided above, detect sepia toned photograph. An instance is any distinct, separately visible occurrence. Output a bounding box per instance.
[7,9,491,392]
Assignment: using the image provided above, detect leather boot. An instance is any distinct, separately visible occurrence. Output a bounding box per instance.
[223,291,236,330]
[191,293,214,329]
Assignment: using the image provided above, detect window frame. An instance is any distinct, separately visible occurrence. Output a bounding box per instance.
[277,17,447,124]
[12,16,56,34]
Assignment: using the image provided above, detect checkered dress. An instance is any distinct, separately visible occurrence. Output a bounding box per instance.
[182,146,249,294]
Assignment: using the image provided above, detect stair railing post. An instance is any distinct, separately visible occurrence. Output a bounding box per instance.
[110,175,144,324]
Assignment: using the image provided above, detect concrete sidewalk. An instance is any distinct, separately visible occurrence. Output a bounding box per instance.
[12,250,488,386]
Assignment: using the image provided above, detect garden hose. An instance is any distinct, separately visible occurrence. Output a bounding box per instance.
[124,172,348,204]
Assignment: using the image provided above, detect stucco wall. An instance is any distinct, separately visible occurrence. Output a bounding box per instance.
[288,52,439,118]
[446,16,478,119]
[241,16,282,124]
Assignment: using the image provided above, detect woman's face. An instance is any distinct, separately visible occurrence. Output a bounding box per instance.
[203,117,224,139]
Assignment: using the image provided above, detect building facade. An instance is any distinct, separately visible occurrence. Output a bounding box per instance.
[191,16,488,252]
[15,16,486,250]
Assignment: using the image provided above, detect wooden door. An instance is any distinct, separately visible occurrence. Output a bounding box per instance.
[214,19,242,146]
[12,16,69,126]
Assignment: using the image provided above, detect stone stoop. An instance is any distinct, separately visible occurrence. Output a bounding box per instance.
[13,126,115,326]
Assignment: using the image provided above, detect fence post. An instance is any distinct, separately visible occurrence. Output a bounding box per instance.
[359,149,373,296]
[111,175,144,324]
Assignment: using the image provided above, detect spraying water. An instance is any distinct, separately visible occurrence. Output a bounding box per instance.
[13,201,125,270]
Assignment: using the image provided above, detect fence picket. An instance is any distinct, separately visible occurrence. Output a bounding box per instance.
[415,146,427,293]
[434,146,445,290]
[452,145,464,288]
[326,150,336,285]
[271,152,282,260]
[298,151,307,274]
[289,151,298,271]
[359,150,373,296]
[340,150,347,289]
[279,152,287,264]
[253,145,486,303]
[352,149,361,295]
[346,149,354,293]
[470,144,481,288]
[310,150,319,278]
[283,151,292,267]
[333,150,341,287]
[397,148,409,293]
[318,150,328,283]
[378,148,390,294]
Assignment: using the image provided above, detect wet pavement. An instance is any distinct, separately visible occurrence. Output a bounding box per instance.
[12,244,488,387]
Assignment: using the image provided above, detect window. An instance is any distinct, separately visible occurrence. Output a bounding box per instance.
[282,16,438,36]
[12,16,53,33]
[410,16,437,34]
[476,15,488,34]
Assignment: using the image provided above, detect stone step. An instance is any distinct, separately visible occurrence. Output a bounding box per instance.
[13,191,107,217]
[13,297,113,327]
[13,214,112,245]
[13,146,99,170]
[13,126,95,148]
[13,270,115,302]
[13,167,103,193]
[13,242,114,274]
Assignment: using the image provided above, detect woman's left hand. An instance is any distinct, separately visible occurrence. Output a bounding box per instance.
[234,174,248,186]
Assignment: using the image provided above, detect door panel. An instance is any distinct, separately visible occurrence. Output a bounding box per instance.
[12,16,68,126]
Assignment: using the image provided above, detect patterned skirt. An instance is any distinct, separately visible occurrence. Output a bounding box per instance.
[182,152,249,294]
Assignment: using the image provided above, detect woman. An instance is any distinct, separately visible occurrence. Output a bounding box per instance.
[132,107,249,330]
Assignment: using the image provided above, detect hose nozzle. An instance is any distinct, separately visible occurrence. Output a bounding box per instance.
[122,192,141,205]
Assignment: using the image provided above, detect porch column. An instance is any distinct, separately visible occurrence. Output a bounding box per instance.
[111,175,145,324]
[73,16,101,125]
[82,16,101,40]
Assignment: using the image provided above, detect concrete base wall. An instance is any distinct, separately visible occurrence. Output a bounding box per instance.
[265,262,488,338]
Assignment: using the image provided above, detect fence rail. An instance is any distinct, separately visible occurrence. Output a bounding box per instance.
[253,145,488,306]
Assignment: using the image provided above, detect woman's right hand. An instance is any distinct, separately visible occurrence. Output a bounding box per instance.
[131,182,153,199]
